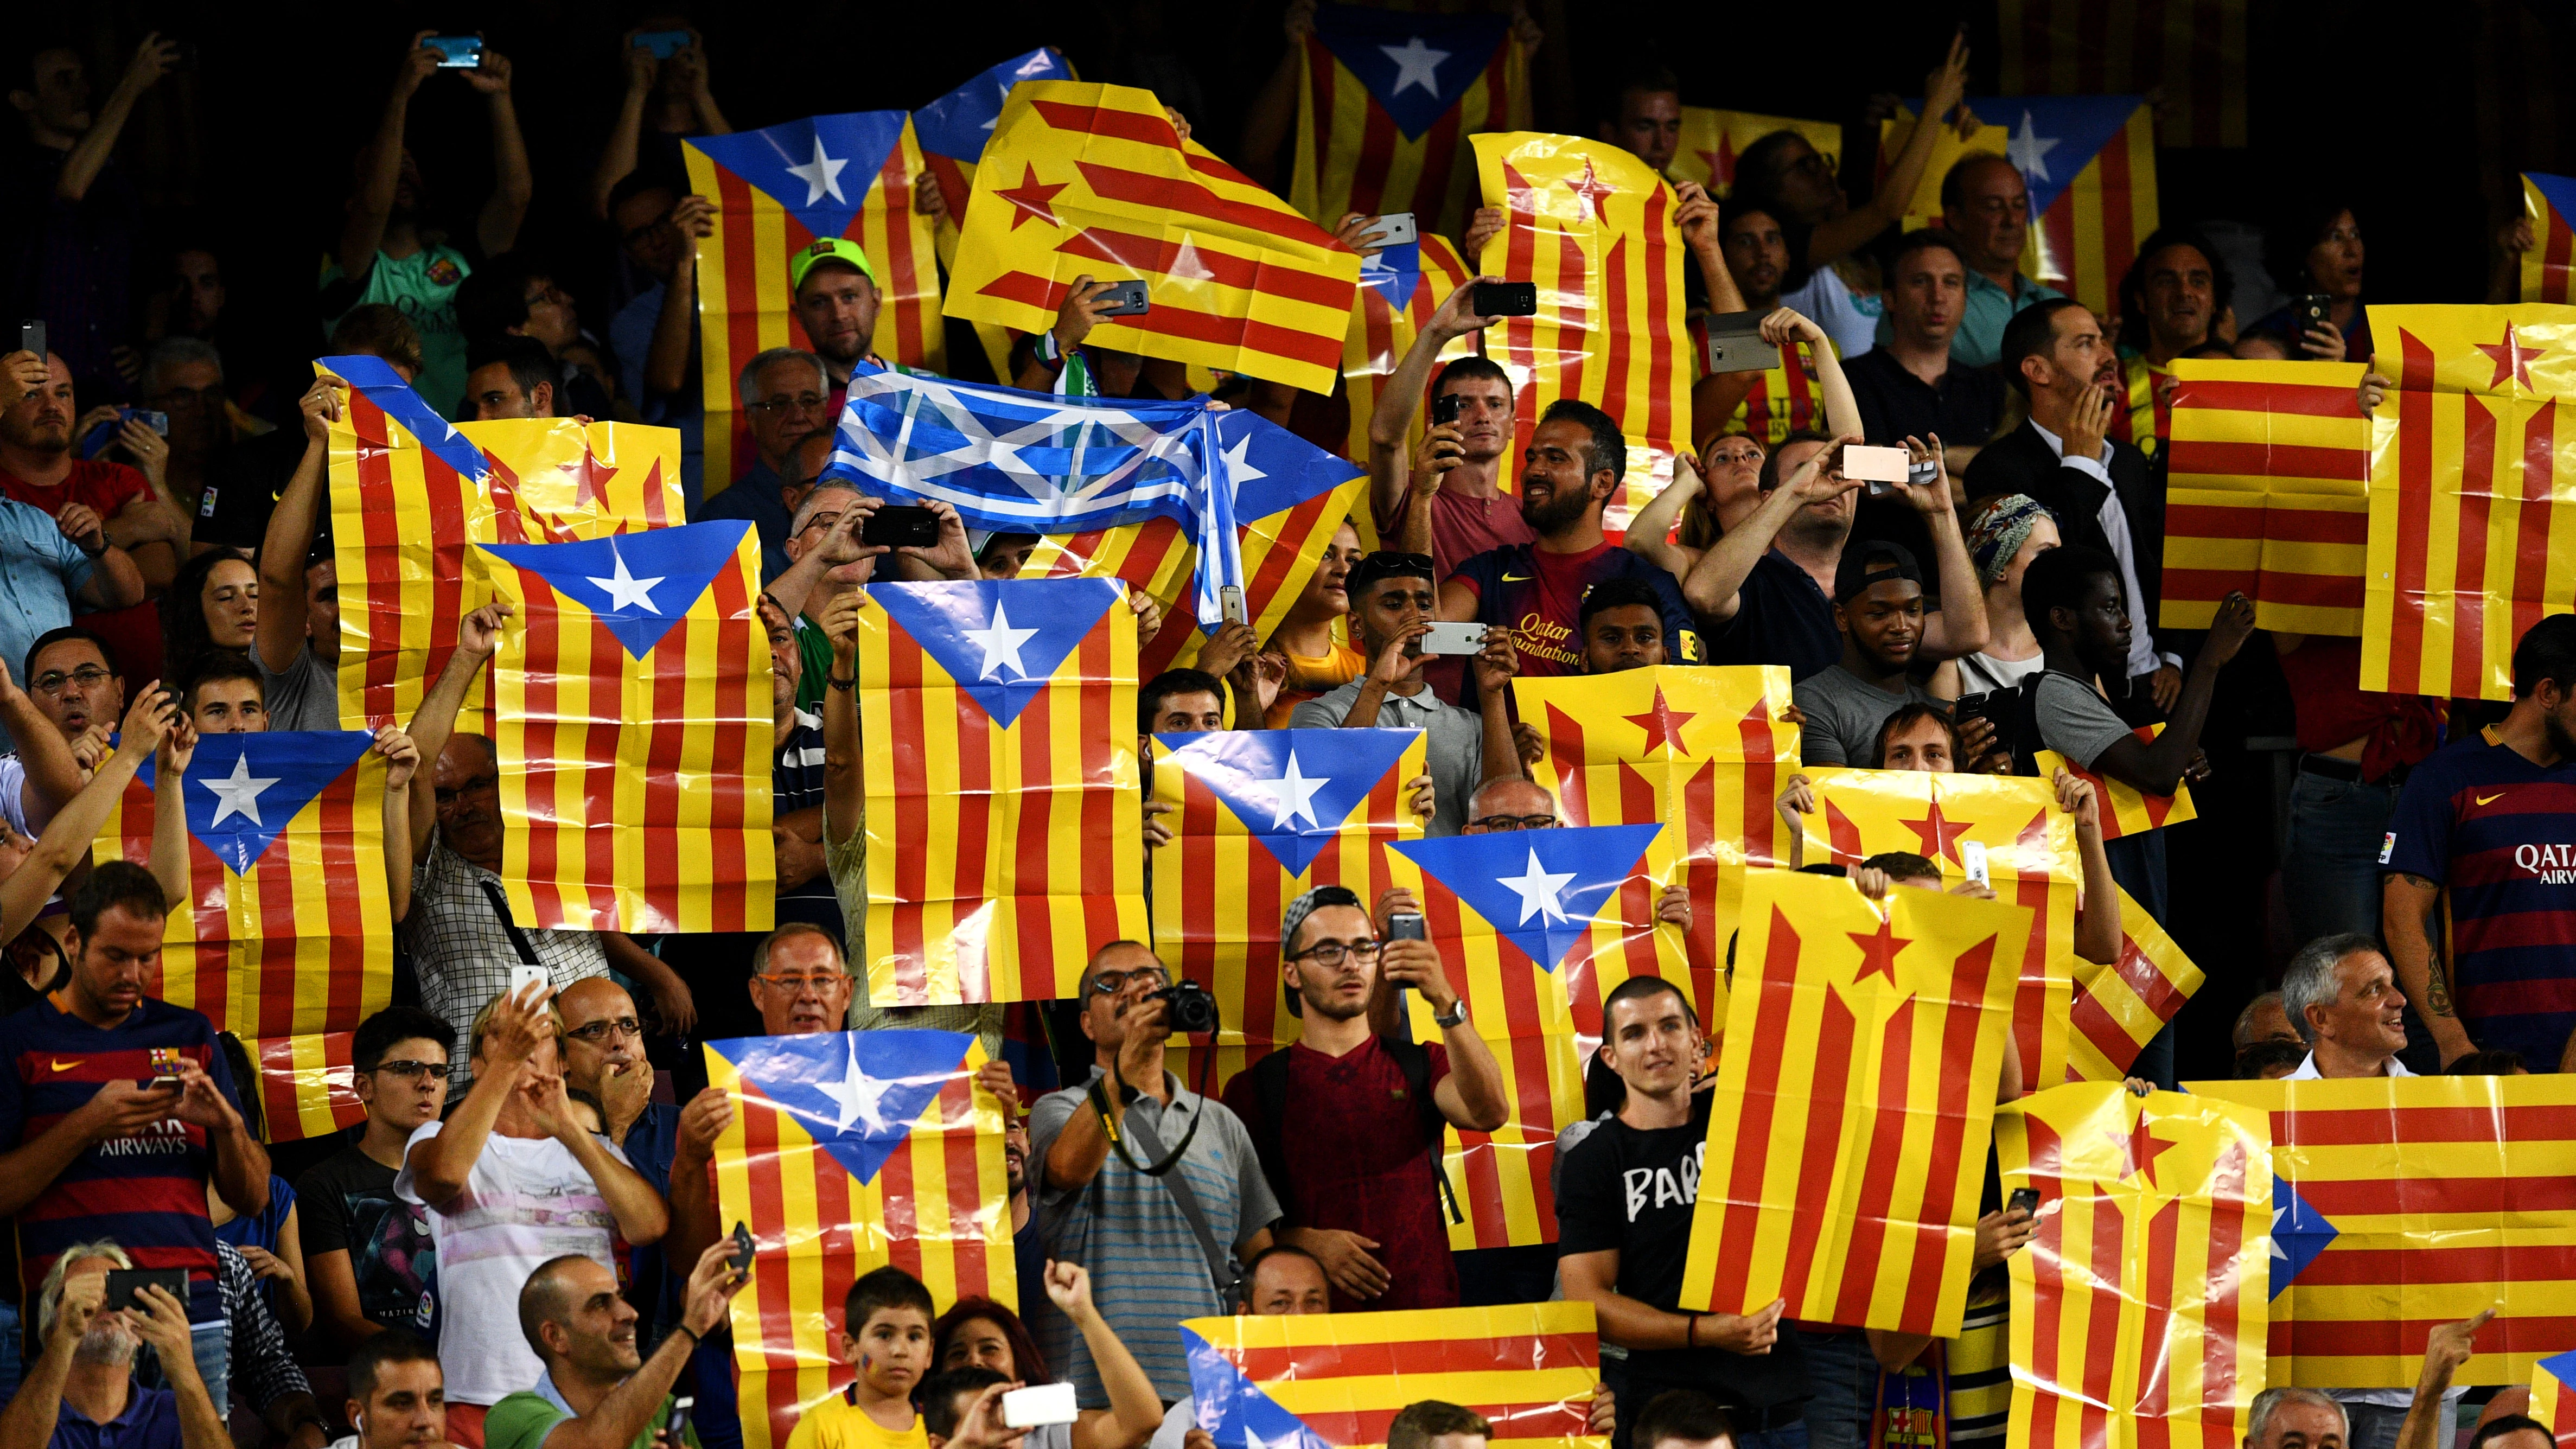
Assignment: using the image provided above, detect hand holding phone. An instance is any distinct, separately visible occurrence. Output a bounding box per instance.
[2006,1186,2042,1217]
[1415,622,1488,655]
[426,36,484,68]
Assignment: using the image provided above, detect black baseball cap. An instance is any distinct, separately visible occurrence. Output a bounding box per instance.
[1833,540,1925,604]
[1344,551,1435,599]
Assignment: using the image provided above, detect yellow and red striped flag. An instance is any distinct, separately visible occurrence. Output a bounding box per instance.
[1679,868,2024,1334]
[93,732,394,1038]
[950,81,1361,393]
[2532,1350,2576,1441]
[467,518,774,934]
[1996,0,2249,149]
[1150,727,1425,1086]
[1472,133,1688,533]
[2159,358,2371,635]
[2523,174,2576,304]
[239,1032,366,1142]
[2359,304,2576,701]
[1802,769,2083,1086]
[1182,1300,1604,1449]
[855,578,1146,1007]
[1669,108,1839,198]
[2192,1074,2576,1389]
[324,355,686,732]
[1388,824,1678,1249]
[1879,96,2158,316]
[1344,232,1476,465]
[683,112,943,486]
[1514,666,1799,1038]
[1997,1083,2271,1448]
[1289,6,1530,239]
[2035,725,2198,839]
[914,48,1079,379]
[2065,887,2204,1085]
[707,1029,1012,1449]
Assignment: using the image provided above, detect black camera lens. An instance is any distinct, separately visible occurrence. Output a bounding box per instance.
[1152,980,1220,1036]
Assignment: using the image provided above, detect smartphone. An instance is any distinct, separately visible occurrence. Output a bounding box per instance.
[1220,584,1247,627]
[1094,280,1150,316]
[1430,393,1464,427]
[730,1222,756,1275]
[1417,621,1489,655]
[425,36,483,67]
[1960,839,1990,888]
[1387,912,1426,942]
[1357,212,1418,249]
[1842,445,1910,493]
[1472,281,1538,317]
[2007,1186,2042,1217]
[862,506,940,548]
[2292,293,2332,339]
[103,1268,187,1314]
[509,962,550,1004]
[633,29,692,58]
[132,408,169,436]
[1002,1382,1081,1429]
[15,320,42,359]
[665,1397,695,1448]
[1697,311,1780,373]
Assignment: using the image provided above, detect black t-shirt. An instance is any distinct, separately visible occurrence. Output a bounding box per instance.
[1841,347,2005,453]
[296,1144,437,1337]
[1555,1090,1808,1412]
[1704,551,1841,681]
[194,427,316,555]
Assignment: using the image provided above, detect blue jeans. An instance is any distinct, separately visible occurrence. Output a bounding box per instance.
[2280,771,2400,947]
[1792,1327,1872,1449]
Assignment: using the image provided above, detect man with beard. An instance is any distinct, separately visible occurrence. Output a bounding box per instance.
[1437,400,1698,681]
[2110,228,2231,459]
[2,1242,227,1449]
[791,240,884,398]
[1220,885,1508,1312]
[1791,543,1949,767]
[0,351,150,746]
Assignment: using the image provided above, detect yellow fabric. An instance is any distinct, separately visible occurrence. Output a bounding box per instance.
[783,1395,930,1449]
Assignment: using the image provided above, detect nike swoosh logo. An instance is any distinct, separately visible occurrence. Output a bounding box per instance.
[2477,792,2508,806]
[49,1059,81,1073]
[1502,573,1533,582]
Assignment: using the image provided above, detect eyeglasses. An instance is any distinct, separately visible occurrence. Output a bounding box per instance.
[30,666,111,694]
[747,393,827,416]
[796,510,845,536]
[1088,966,1169,997]
[1469,814,1560,832]
[369,1059,445,1083]
[755,972,846,991]
[1285,939,1381,967]
[565,1017,643,1044]
[1787,150,1837,177]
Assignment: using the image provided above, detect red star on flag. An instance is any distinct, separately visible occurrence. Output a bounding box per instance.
[1622,687,1697,756]
[998,164,1069,231]
[2106,1106,2178,1189]
[1565,158,1614,222]
[1846,915,1914,988]
[2479,322,2541,392]
[1899,797,1973,866]
[560,449,620,513]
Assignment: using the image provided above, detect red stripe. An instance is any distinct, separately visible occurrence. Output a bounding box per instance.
[1006,678,1055,1004]
[1275,1403,1586,1446]
[1420,884,1504,1245]
[1829,993,1914,1327]
[2079,1187,2126,1449]
[2269,1100,2576,1146]
[2512,405,2556,654]
[1343,73,1399,221]
[2549,213,2576,304]
[1221,1331,1598,1381]
[888,625,932,1003]
[2286,1238,2576,1284]
[2164,439,2368,487]
[1071,158,1334,240]
[2200,1139,2250,1431]
[2161,567,2362,611]
[1062,622,1117,1001]
[1500,162,1539,467]
[975,271,1341,375]
[712,165,770,431]
[2161,500,2367,544]
[1411,63,1466,228]
[874,146,927,367]
[2094,118,2138,308]
[936,1075,987,1298]
[1891,933,2000,1323]
[2171,378,2362,420]
[2452,389,2497,698]
[1304,41,1341,215]
[2137,1196,2180,1428]
[1767,954,1856,1311]
[1641,186,1674,456]
[1053,226,1354,309]
[2277,1311,2576,1362]
[1553,218,1589,407]
[2011,811,2055,1083]
[2025,1115,2070,1429]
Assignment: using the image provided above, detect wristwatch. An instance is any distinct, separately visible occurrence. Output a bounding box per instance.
[1432,998,1468,1030]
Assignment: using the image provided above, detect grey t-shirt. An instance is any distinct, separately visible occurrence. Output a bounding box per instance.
[1794,665,1943,767]
[258,644,339,732]
[1289,680,1479,835]
[2030,670,2136,769]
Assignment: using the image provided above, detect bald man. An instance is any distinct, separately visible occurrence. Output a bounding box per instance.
[481,1246,744,1449]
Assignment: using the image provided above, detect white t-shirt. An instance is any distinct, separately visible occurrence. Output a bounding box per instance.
[394,1120,632,1406]
[1782,265,1882,360]
[1958,649,2045,697]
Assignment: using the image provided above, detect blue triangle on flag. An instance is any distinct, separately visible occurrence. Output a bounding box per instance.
[1182,1326,1335,1449]
[137,731,374,876]
[1393,823,1664,972]
[1158,728,1422,877]
[1313,5,1509,142]
[2540,1346,2576,1386]
[914,49,1073,163]
[689,112,909,242]
[1935,94,2144,219]
[870,578,1121,729]
[1357,239,1424,312]
[1209,408,1361,526]
[321,353,489,483]
[2268,1173,2338,1300]
[482,519,748,661]
[2530,171,2576,229]
[710,1029,973,1186]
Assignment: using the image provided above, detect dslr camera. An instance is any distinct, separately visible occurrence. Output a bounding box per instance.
[1153,979,1220,1036]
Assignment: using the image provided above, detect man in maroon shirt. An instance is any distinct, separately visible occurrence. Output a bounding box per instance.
[1220,884,1510,1311]
[1367,281,1534,584]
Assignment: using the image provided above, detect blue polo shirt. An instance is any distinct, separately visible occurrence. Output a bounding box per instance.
[48,1381,183,1449]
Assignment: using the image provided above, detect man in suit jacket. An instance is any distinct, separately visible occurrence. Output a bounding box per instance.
[1963,297,2179,713]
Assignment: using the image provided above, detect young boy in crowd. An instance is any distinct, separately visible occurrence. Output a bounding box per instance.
[787,1266,939,1449]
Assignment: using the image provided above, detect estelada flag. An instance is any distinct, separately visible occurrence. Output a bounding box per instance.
[949,81,1362,393]
[2064,887,2203,1085]
[323,355,686,733]
[2360,304,2576,701]
[1472,133,1688,533]
[2034,724,2198,839]
[2523,174,2576,305]
[1995,0,2249,149]
[2159,358,2371,636]
[1802,769,2083,1087]
[1343,231,1475,467]
[1149,727,1426,1086]
[2191,1074,2576,1389]
[2531,1349,2576,1442]
[92,731,393,1038]
[1290,4,1529,238]
[1513,666,1799,1038]
[706,1029,1013,1449]
[1879,95,2158,315]
[855,578,1145,1007]
[1680,869,2023,1335]
[915,48,1079,379]
[1669,108,1840,198]
[468,518,774,935]
[1183,1300,1605,1449]
[237,1032,365,1142]
[1996,1083,2271,1449]
[1391,824,1675,1249]
[684,112,943,483]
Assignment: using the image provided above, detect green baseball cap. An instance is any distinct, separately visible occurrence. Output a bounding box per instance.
[789,237,878,291]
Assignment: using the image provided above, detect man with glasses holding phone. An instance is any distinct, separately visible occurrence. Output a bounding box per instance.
[299,1006,451,1352]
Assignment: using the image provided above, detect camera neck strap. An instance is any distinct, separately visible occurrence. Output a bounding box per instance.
[1086,1070,1240,1308]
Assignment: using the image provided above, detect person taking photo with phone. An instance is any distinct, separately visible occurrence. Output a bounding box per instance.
[1364,284,1530,584]
[2,1243,229,1449]
[481,1240,748,1449]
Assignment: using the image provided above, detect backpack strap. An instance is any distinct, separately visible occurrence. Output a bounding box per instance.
[1380,1035,1464,1226]
[1248,1047,1295,1212]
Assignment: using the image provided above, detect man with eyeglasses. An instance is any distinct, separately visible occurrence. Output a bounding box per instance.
[1,627,116,839]
[299,1005,452,1350]
[1219,885,1507,1312]
[1935,153,2063,370]
[699,348,832,583]
[768,474,974,713]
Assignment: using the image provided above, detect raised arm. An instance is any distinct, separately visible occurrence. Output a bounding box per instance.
[2399,1312,2490,1449]
[663,1088,732,1271]
[1806,34,1971,269]
[1050,1262,1169,1449]
[340,36,442,282]
[1560,1248,1782,1354]
[402,984,547,1209]
[460,49,532,258]
[374,726,421,922]
[60,506,143,610]
[2057,770,2121,966]
[640,197,717,402]
[1623,452,1705,578]
[1368,280,1504,534]
[529,1069,668,1244]
[1679,433,1861,620]
[403,602,511,864]
[819,589,866,848]
[1470,629,1522,790]
[54,35,178,203]
[590,33,659,220]
[0,687,170,944]
[1775,309,1861,441]
[151,717,197,913]
[1905,435,1988,659]
[2090,593,2254,794]
[1673,182,1746,314]
[257,378,341,676]
[540,1243,744,1449]
[0,659,86,834]
[1234,0,1316,189]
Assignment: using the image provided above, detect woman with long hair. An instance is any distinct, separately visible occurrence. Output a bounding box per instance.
[158,550,257,686]
[930,1262,1168,1449]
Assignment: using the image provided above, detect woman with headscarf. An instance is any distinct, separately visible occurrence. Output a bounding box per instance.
[1953,494,2059,697]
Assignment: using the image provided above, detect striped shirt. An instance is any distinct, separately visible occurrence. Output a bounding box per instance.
[216,1240,309,1417]
[1026,1068,1281,1404]
[1946,1279,2011,1444]
[403,831,609,1091]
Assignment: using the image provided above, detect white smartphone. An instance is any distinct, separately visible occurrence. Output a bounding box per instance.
[1359,212,1419,249]
[1960,840,1991,888]
[1220,584,1247,626]
[1417,621,1490,655]
[509,963,550,1003]
[1002,1382,1080,1429]
[1841,444,1910,484]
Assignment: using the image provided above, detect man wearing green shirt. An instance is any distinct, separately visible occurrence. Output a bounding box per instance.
[481,1241,744,1449]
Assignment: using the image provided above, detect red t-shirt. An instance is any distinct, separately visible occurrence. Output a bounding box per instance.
[2276,636,2444,784]
[0,461,161,685]
[1221,1035,1458,1312]
[1387,487,1536,585]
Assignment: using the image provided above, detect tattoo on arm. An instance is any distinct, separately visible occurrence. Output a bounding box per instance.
[2401,873,2439,889]
[2398,873,2457,1017]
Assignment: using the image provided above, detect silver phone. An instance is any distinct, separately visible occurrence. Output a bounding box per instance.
[1220,584,1247,625]
[1960,840,1990,888]
[1417,621,1489,655]
[1358,212,1418,249]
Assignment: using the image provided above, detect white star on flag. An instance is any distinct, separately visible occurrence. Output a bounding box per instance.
[1496,847,1576,926]
[785,136,850,206]
[1219,432,1268,488]
[585,541,667,614]
[2007,110,2061,184]
[962,598,1041,681]
[1378,36,1450,96]
[1256,751,1331,829]
[201,752,282,829]
[814,1040,896,1135]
